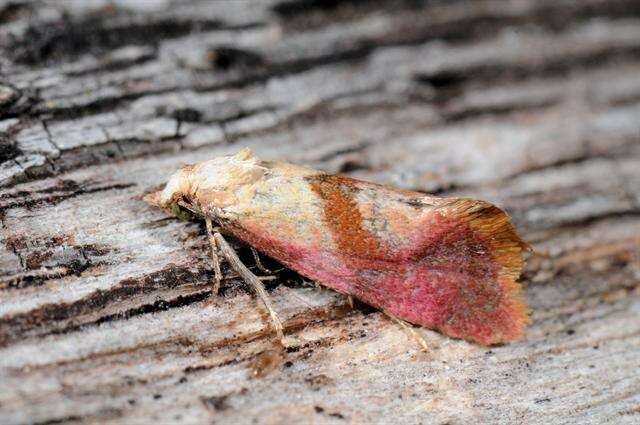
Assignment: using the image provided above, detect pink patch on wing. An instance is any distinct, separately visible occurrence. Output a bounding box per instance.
[223,176,528,345]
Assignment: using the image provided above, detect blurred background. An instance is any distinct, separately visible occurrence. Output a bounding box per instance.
[1,1,639,424]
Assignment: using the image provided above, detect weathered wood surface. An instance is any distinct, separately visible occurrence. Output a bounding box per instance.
[1,0,640,423]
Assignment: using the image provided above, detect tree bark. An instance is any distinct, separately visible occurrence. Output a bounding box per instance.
[1,0,639,424]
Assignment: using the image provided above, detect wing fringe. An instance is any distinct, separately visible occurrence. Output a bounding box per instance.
[444,198,531,343]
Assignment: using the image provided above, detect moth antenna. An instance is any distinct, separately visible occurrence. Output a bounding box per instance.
[213,232,285,344]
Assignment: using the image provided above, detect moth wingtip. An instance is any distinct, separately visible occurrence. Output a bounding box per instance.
[508,297,532,339]
[441,198,531,345]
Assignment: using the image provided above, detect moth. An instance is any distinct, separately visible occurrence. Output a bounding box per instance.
[146,148,529,346]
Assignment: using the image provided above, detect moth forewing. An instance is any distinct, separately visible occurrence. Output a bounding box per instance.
[148,148,529,346]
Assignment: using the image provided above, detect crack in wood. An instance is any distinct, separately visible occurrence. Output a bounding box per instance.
[2,1,640,423]
[0,180,135,211]
[0,264,208,346]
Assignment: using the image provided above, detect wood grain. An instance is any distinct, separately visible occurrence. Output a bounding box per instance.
[1,0,639,423]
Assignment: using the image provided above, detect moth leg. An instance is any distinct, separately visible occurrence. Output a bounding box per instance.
[251,246,286,275]
[205,218,223,296]
[386,312,429,353]
[214,232,285,344]
[347,295,354,309]
[250,246,272,274]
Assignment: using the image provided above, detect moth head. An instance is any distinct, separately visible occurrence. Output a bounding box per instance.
[147,148,267,215]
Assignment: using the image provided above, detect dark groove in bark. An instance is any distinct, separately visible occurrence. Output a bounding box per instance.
[0,181,135,211]
[49,290,212,339]
[8,17,258,65]
[0,265,208,347]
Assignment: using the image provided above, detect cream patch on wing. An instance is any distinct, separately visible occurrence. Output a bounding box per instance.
[258,160,320,178]
[193,155,268,209]
[229,174,334,251]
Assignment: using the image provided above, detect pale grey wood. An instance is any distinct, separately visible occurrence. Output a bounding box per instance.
[1,0,639,424]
